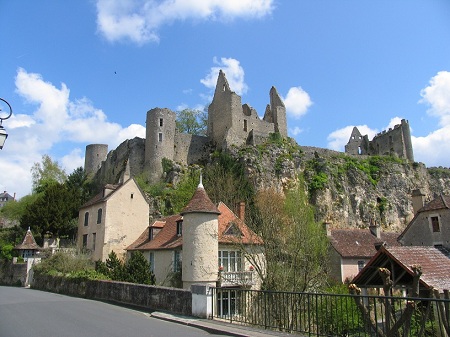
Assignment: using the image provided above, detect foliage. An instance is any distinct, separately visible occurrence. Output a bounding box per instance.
[253,178,329,293]
[20,182,79,242]
[96,251,155,285]
[33,251,94,276]
[309,172,328,192]
[175,108,207,136]
[0,194,39,222]
[0,243,14,261]
[31,154,67,193]
[428,166,450,179]
[161,157,174,174]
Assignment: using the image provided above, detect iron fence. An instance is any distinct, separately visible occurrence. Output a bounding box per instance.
[210,287,450,336]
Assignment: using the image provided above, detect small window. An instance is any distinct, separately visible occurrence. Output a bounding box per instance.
[176,220,183,236]
[82,234,88,248]
[431,216,440,232]
[243,120,248,132]
[149,252,155,273]
[358,260,365,272]
[158,133,163,142]
[92,233,96,251]
[97,209,102,224]
[84,212,89,226]
[131,193,134,199]
[173,251,181,272]
[159,118,163,127]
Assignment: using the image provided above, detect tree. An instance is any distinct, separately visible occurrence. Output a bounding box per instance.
[31,154,67,193]
[175,109,207,136]
[125,251,155,285]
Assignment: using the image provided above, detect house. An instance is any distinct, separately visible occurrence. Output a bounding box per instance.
[326,222,400,283]
[352,245,450,296]
[13,227,41,260]
[0,190,15,208]
[77,177,149,261]
[127,180,264,291]
[398,190,450,249]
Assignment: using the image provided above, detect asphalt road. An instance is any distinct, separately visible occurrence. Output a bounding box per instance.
[0,286,229,337]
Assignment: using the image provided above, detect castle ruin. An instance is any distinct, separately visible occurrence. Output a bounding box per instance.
[85,70,288,184]
[344,119,414,162]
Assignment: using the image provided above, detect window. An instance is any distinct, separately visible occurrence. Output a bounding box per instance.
[217,289,240,318]
[173,251,181,272]
[431,216,440,232]
[176,220,182,236]
[159,118,163,127]
[218,250,242,272]
[243,120,247,132]
[131,193,134,199]
[84,212,89,226]
[97,209,102,224]
[149,252,155,273]
[92,233,96,251]
[158,133,163,142]
[82,234,88,248]
[358,260,365,272]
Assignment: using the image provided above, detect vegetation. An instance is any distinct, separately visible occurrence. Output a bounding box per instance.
[175,108,207,136]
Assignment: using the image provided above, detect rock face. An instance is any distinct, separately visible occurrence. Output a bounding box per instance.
[90,135,450,233]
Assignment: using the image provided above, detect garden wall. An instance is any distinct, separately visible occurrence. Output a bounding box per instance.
[32,274,192,316]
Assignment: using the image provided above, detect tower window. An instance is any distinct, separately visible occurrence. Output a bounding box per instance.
[158,133,163,142]
[243,120,248,132]
[159,118,163,127]
[176,220,183,236]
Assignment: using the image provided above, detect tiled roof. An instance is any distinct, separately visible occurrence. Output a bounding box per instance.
[80,185,119,208]
[353,246,450,292]
[14,228,41,250]
[180,185,220,215]
[418,194,450,213]
[127,202,263,251]
[329,228,400,258]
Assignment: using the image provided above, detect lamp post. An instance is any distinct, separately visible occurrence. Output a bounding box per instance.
[0,98,13,150]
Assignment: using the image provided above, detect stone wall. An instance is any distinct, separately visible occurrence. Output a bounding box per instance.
[32,274,192,316]
[0,261,27,286]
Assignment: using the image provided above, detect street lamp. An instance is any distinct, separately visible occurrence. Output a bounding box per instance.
[0,98,13,150]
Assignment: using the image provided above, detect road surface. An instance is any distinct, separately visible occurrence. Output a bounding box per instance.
[0,286,229,337]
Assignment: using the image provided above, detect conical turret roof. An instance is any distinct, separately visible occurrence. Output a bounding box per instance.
[180,178,220,215]
[14,228,41,250]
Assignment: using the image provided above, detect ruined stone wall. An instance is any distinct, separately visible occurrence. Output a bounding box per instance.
[173,133,211,165]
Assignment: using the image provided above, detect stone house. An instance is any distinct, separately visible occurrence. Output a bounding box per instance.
[326,222,400,283]
[127,180,264,292]
[398,190,450,249]
[76,177,149,261]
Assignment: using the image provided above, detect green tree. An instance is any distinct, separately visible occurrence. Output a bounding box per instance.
[176,109,207,136]
[20,182,79,241]
[125,251,155,285]
[31,154,67,193]
[0,194,39,222]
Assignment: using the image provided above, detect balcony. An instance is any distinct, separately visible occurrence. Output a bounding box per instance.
[219,271,254,287]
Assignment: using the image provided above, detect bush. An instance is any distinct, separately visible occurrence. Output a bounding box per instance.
[34,251,94,275]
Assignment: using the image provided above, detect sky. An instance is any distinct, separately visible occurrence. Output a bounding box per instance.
[1,0,450,199]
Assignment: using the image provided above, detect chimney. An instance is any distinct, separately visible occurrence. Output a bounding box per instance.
[238,202,245,221]
[411,189,426,215]
[369,223,381,239]
[323,220,332,237]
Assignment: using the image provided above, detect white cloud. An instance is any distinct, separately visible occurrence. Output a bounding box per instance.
[413,71,450,166]
[289,126,303,137]
[0,68,145,199]
[327,125,378,152]
[201,57,248,96]
[96,0,274,44]
[283,86,312,119]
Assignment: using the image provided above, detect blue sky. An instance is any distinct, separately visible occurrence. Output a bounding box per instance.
[1,0,450,199]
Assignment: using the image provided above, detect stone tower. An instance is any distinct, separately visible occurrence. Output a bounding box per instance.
[84,144,108,178]
[181,178,220,289]
[144,108,176,183]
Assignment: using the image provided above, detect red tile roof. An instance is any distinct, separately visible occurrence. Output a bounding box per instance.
[180,185,220,215]
[127,202,262,251]
[353,246,450,291]
[418,194,450,212]
[14,228,41,250]
[329,228,400,258]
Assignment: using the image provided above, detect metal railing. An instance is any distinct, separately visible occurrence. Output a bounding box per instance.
[219,271,254,287]
[211,287,450,336]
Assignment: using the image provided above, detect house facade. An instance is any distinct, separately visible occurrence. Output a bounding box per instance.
[398,190,450,249]
[77,178,149,261]
[127,183,264,291]
[326,222,400,283]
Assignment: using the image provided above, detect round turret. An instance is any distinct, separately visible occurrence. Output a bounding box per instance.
[84,144,108,177]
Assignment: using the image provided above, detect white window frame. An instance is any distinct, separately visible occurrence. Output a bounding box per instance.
[218,250,242,272]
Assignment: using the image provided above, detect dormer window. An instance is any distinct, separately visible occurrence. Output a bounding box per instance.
[176,219,183,236]
[431,216,440,232]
